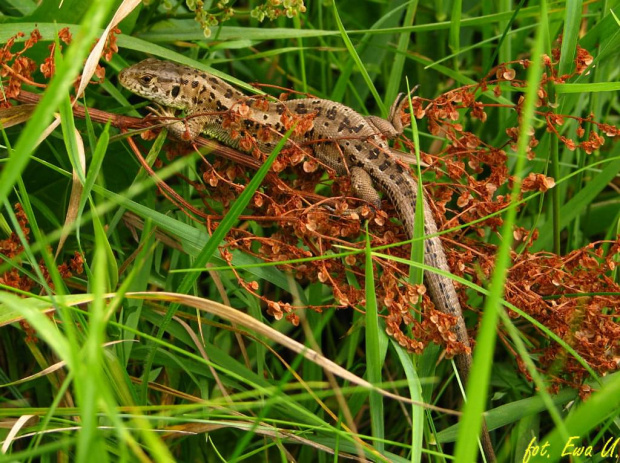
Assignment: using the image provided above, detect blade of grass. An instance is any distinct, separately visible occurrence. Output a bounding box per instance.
[449,0,462,69]
[329,1,409,103]
[406,82,425,287]
[542,2,561,255]
[558,0,583,77]
[76,122,110,248]
[454,3,546,460]
[384,1,418,107]
[75,216,109,463]
[364,224,384,454]
[392,340,424,463]
[331,1,386,115]
[555,82,620,93]
[404,81,426,463]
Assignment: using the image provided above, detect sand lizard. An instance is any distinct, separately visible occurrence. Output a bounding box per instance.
[119,58,495,460]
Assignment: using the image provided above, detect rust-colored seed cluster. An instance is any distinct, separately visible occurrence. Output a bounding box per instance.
[0,205,84,342]
[0,29,41,105]
[0,26,120,106]
[507,241,620,393]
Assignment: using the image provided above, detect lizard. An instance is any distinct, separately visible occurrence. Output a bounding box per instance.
[119,58,496,461]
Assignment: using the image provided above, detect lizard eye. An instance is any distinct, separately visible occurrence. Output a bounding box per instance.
[139,74,154,85]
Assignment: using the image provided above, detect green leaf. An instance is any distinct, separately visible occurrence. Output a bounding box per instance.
[364,224,384,454]
[90,198,118,292]
[558,0,583,77]
[555,82,620,93]
[454,4,546,461]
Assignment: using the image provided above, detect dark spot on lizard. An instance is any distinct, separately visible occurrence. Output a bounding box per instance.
[323,122,330,128]
[296,103,307,114]
[276,105,285,115]
[181,79,189,85]
[368,148,380,160]
[337,117,352,132]
[200,85,207,93]
[326,107,337,120]
[171,86,180,98]
[352,124,364,133]
[192,81,199,88]
[263,114,269,120]
[224,88,233,99]
[355,144,362,151]
[395,164,404,173]
[379,161,391,171]
[209,77,219,84]
[210,92,216,100]
[201,73,207,79]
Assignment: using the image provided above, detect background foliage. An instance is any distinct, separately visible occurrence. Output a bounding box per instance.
[0,0,618,462]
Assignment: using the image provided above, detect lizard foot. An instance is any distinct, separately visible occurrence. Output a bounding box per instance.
[146,103,177,121]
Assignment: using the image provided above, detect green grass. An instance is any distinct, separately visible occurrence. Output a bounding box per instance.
[0,1,619,462]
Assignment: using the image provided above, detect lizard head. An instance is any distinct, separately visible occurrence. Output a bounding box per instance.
[119,58,195,109]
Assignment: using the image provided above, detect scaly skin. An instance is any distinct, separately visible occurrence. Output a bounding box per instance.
[119,58,495,461]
